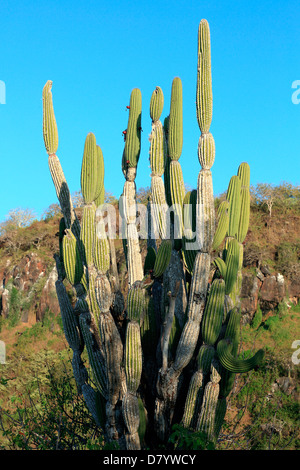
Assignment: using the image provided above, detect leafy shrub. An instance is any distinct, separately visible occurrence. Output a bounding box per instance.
[169,424,215,450]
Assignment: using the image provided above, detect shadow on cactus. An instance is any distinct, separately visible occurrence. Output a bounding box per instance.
[42,19,264,450]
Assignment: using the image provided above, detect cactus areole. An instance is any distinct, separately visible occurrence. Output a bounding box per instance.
[42,19,264,450]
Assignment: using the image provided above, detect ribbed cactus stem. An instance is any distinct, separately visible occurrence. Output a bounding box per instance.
[95,274,112,314]
[153,240,172,278]
[185,252,210,322]
[151,176,168,240]
[124,88,142,169]
[212,200,229,251]
[196,382,219,440]
[95,144,105,202]
[168,77,183,161]
[169,160,185,238]
[237,162,251,243]
[173,319,200,371]
[127,282,145,323]
[224,237,240,295]
[55,279,83,352]
[81,133,99,204]
[227,175,242,239]
[93,227,110,275]
[196,169,215,252]
[62,229,84,286]
[124,321,143,393]
[201,279,225,346]
[150,86,164,123]
[181,370,204,428]
[197,345,215,374]
[80,204,96,267]
[42,80,58,155]
[98,312,123,405]
[198,132,215,169]
[122,392,141,449]
[217,339,265,373]
[196,20,213,134]
[79,312,107,398]
[48,154,80,236]
[126,224,144,286]
[150,120,167,177]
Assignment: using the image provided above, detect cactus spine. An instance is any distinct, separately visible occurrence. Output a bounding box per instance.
[43,19,264,450]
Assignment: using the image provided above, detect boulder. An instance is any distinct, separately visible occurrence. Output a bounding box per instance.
[36,265,60,321]
[259,273,286,311]
[12,253,47,292]
[240,273,262,322]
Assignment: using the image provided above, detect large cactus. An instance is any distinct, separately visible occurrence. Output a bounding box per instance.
[42,19,264,450]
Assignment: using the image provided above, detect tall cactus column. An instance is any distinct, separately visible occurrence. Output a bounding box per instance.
[42,81,81,239]
[149,86,168,240]
[120,88,144,286]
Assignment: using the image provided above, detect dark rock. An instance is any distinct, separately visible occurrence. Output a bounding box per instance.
[259,273,286,311]
[240,273,262,321]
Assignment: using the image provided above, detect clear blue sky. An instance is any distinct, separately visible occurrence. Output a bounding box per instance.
[0,0,300,222]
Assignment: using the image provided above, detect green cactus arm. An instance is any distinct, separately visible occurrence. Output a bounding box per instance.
[169,160,185,238]
[81,133,99,204]
[80,204,96,267]
[127,282,145,323]
[79,313,108,398]
[55,279,83,352]
[201,279,225,346]
[224,238,240,295]
[124,321,143,393]
[95,144,105,201]
[149,121,167,177]
[212,200,229,251]
[181,370,204,429]
[237,162,250,188]
[173,318,200,371]
[226,175,242,239]
[168,77,183,161]
[124,88,142,168]
[224,307,241,353]
[197,344,215,374]
[153,239,172,278]
[150,86,164,123]
[196,19,213,134]
[214,257,227,279]
[93,231,110,275]
[217,339,265,373]
[151,176,168,240]
[42,80,58,155]
[62,229,84,286]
